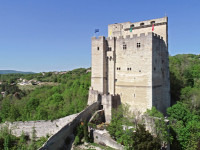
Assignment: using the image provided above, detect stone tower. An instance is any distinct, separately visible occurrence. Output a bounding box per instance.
[89,17,170,115]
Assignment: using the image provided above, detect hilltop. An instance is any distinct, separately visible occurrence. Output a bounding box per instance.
[0,70,35,74]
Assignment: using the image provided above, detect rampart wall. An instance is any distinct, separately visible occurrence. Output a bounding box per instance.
[39,101,101,150]
[0,114,78,139]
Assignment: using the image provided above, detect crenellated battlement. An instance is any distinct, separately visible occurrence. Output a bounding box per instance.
[91,17,170,116]
[152,33,164,40]
[93,32,164,42]
[115,32,153,40]
[108,16,167,44]
[92,36,106,40]
[108,17,167,32]
[106,36,115,40]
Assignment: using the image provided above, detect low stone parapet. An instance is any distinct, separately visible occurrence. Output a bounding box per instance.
[0,113,78,139]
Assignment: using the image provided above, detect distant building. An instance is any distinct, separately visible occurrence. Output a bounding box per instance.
[1,92,6,97]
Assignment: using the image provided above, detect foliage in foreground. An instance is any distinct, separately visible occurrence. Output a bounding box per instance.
[107,104,161,150]
[167,102,200,150]
[73,120,90,145]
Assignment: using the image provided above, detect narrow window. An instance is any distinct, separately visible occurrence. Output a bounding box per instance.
[137,43,141,48]
[123,44,127,50]
[130,24,134,28]
[97,47,99,50]
[151,21,155,25]
[127,68,129,71]
[154,67,156,71]
[139,70,141,72]
[140,23,144,26]
[108,47,112,51]
[130,68,131,70]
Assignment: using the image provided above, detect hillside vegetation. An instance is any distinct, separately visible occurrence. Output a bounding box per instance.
[0,70,34,74]
[0,68,90,122]
[0,54,200,149]
[168,54,200,150]
[106,54,200,150]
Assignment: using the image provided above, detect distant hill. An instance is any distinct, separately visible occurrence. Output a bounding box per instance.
[0,70,35,74]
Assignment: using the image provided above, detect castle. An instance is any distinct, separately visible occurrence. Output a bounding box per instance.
[88,17,170,121]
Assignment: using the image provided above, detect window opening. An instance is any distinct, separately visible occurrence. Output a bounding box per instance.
[123,44,127,50]
[137,43,141,48]
[140,23,144,26]
[97,47,99,50]
[151,21,155,25]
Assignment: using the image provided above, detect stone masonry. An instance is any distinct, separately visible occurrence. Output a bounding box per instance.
[88,17,170,120]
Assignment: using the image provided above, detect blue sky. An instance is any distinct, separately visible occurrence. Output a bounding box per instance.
[0,0,199,72]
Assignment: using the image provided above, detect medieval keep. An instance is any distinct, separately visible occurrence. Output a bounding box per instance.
[88,17,170,122]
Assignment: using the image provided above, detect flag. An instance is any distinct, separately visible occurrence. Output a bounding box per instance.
[152,24,154,31]
[130,27,133,32]
[95,29,99,33]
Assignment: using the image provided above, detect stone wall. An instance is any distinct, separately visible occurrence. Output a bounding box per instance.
[102,94,112,123]
[114,33,153,113]
[91,17,170,115]
[87,87,100,105]
[93,129,124,150]
[39,101,101,150]
[0,113,78,139]
[108,17,168,45]
[91,36,107,94]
